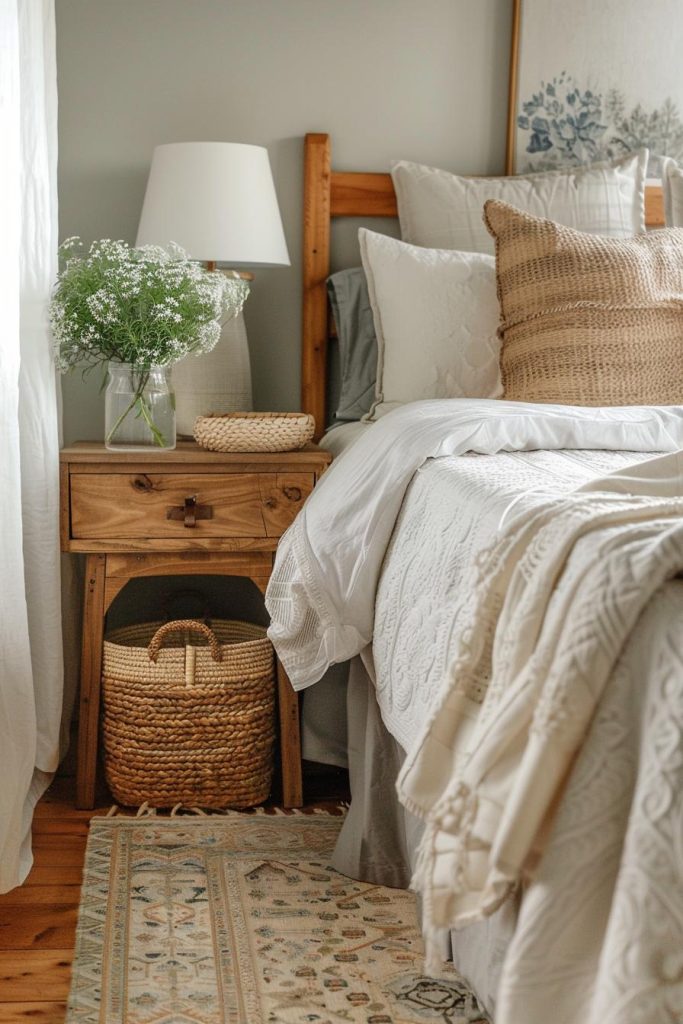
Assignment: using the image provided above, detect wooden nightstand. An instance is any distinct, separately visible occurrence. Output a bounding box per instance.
[59,440,332,810]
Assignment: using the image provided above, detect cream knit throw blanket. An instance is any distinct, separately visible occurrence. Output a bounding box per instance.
[398,452,683,974]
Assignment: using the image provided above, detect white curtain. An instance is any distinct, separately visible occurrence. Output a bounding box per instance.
[0,0,62,892]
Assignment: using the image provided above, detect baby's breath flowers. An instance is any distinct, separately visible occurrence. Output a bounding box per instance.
[50,238,249,446]
[50,237,249,371]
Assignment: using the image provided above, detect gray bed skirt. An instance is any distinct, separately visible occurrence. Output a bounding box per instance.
[323,656,517,1019]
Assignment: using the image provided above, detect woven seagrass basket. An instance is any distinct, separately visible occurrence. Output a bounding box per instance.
[102,618,275,809]
[194,411,315,452]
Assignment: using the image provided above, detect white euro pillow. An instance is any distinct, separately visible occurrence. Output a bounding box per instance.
[359,228,502,421]
[391,149,647,255]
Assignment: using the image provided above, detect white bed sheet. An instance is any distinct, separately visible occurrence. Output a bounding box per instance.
[300,420,369,768]
[320,419,369,458]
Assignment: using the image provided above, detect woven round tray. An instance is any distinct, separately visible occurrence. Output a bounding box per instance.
[194,411,315,453]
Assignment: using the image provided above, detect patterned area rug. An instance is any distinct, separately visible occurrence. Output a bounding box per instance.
[67,812,490,1023]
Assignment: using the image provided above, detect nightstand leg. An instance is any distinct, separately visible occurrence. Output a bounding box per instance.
[276,658,303,807]
[76,553,107,810]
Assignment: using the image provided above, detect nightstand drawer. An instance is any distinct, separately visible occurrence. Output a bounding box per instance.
[70,472,313,540]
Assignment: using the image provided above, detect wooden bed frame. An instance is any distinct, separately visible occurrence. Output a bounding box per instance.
[301,132,666,440]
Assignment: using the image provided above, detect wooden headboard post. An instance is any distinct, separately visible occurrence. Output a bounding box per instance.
[301,132,664,439]
[302,134,331,440]
[302,133,398,439]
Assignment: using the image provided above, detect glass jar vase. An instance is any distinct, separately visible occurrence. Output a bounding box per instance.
[104,362,176,451]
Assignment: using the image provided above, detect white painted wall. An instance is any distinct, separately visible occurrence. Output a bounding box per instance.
[56,0,513,443]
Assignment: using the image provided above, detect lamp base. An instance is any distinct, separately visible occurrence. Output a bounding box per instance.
[173,312,253,437]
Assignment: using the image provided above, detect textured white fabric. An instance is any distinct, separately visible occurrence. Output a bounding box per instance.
[268,403,683,1023]
[397,452,683,1024]
[299,422,367,770]
[373,448,651,748]
[392,150,647,255]
[661,156,683,226]
[358,230,501,420]
[496,581,683,1024]
[266,399,683,691]
[0,0,62,893]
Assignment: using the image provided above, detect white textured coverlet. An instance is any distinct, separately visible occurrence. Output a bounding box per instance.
[396,451,683,1024]
[266,402,683,1023]
[266,399,683,690]
[485,580,683,1024]
[372,448,650,748]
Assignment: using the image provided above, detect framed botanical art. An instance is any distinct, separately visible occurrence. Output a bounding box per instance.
[506,0,683,177]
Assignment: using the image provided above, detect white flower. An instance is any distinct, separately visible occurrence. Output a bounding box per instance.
[50,236,249,373]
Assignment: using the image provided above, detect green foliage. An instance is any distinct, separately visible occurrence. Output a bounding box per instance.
[50,238,249,373]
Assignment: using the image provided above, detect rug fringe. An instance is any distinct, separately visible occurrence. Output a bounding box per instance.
[93,802,349,820]
[135,802,157,817]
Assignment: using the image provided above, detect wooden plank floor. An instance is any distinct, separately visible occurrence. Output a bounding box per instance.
[0,745,349,1022]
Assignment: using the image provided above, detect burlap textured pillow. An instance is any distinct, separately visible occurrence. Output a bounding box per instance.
[484,199,683,406]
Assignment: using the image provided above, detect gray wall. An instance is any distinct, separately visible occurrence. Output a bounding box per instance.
[56,0,513,443]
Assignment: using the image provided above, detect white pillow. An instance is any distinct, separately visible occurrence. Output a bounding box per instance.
[391,149,647,255]
[358,228,502,421]
[662,157,683,225]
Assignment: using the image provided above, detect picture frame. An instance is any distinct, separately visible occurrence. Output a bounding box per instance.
[505,0,683,177]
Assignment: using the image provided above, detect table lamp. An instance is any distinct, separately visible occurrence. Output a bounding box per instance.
[136,142,290,435]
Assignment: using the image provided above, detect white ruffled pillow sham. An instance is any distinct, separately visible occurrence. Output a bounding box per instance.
[391,149,647,255]
[358,228,502,422]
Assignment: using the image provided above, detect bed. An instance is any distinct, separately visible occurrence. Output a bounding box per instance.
[268,133,683,1024]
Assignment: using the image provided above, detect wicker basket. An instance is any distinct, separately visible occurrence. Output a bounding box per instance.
[102,618,275,809]
[194,411,315,452]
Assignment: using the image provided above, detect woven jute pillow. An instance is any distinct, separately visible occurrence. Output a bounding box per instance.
[484,199,683,405]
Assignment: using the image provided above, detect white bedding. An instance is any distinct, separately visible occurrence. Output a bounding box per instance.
[372,447,653,748]
[320,419,368,458]
[398,454,683,1024]
[267,398,683,689]
[317,425,649,749]
[267,399,683,1024]
[300,423,369,767]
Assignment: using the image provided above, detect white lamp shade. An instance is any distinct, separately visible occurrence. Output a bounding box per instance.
[136,142,290,267]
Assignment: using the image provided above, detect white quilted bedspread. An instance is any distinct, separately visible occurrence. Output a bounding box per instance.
[267,402,683,1024]
[372,448,650,747]
[267,399,683,691]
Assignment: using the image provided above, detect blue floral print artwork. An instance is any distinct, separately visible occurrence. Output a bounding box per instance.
[517,71,683,174]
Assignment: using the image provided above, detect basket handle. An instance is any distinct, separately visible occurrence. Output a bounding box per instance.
[148,619,222,663]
